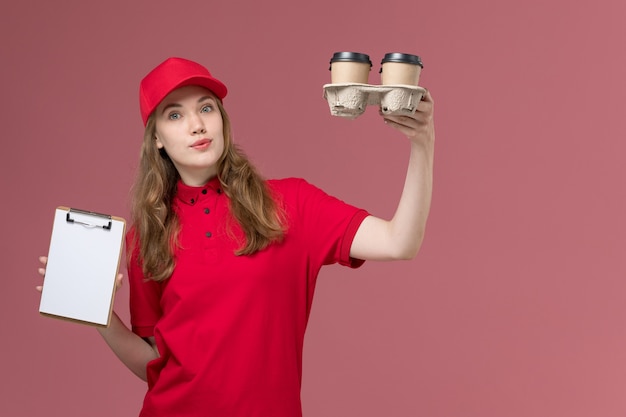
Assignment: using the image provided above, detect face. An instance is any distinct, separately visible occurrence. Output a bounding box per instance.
[154,85,225,186]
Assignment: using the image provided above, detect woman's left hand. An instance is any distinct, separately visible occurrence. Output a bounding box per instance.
[381,89,435,148]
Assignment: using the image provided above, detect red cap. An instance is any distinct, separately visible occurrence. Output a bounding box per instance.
[139,57,228,126]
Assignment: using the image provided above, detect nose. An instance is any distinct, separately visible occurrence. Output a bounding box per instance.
[189,113,206,135]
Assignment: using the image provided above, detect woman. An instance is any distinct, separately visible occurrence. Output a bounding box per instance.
[38,56,435,417]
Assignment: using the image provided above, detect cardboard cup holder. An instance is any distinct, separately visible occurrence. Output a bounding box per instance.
[323,83,426,119]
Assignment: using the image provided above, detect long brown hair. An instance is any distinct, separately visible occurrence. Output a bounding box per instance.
[129,98,285,281]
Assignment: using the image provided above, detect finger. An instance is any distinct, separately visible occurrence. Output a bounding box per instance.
[384,114,418,127]
[37,256,46,291]
[383,118,415,137]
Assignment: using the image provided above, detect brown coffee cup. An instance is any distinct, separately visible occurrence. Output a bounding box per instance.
[329,52,372,84]
[379,53,423,86]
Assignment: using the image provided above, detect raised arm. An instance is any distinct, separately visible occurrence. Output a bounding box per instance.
[350,90,435,261]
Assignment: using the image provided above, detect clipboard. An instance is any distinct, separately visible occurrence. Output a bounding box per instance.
[39,206,126,327]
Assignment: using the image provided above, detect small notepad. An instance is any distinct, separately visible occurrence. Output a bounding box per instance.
[39,207,126,327]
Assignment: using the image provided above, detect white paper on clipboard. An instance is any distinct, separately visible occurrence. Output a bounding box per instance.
[39,206,126,327]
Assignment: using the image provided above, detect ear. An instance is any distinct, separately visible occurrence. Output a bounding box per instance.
[154,135,164,149]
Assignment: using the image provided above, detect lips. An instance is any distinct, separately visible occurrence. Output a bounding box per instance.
[190,139,211,150]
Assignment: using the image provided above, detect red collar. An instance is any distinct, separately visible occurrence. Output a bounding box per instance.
[174,177,222,206]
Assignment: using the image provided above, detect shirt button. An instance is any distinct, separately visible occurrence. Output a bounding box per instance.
[205,232,212,238]
[204,208,210,214]
[217,188,222,194]
[202,189,207,195]
[190,198,195,204]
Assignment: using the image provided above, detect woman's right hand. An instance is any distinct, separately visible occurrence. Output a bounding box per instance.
[36,256,47,292]
[36,255,154,380]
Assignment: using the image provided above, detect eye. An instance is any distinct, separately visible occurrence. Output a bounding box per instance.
[200,105,213,113]
[168,112,181,120]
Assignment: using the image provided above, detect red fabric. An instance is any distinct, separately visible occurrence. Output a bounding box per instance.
[128,177,369,417]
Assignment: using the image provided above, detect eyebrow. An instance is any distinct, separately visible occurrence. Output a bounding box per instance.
[160,96,216,115]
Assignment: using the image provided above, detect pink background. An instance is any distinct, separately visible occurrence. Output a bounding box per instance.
[2,0,626,416]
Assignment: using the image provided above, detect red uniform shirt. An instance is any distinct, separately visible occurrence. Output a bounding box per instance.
[129,177,369,417]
